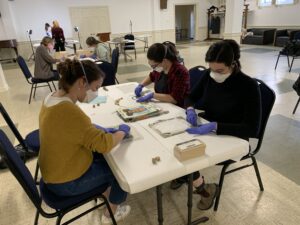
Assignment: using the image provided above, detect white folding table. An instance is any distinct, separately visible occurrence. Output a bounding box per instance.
[78,82,249,225]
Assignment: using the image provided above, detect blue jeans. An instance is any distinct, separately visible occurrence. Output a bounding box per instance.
[46,154,127,205]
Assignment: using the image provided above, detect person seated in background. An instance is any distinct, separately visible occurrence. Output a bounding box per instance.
[177,39,261,210]
[134,42,189,108]
[38,59,131,224]
[52,20,65,52]
[34,36,60,80]
[85,36,110,61]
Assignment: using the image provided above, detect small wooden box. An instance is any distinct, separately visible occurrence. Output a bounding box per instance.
[174,139,206,161]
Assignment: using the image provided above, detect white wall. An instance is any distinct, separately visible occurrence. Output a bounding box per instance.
[2,0,217,42]
[246,0,300,28]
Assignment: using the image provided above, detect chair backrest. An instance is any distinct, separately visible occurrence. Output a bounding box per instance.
[252,78,276,155]
[16,56,33,80]
[189,65,206,90]
[98,61,116,86]
[124,34,135,49]
[111,47,119,74]
[294,31,300,41]
[0,130,41,208]
[0,103,27,150]
[188,66,206,109]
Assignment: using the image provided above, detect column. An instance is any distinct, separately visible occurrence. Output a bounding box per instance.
[0,64,9,92]
[223,0,244,43]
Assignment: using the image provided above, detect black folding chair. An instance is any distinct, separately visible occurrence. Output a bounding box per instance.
[16,56,57,104]
[123,34,136,62]
[0,130,117,225]
[214,78,276,211]
[188,65,206,110]
[111,47,120,84]
[292,74,300,114]
[98,61,116,86]
[0,102,40,183]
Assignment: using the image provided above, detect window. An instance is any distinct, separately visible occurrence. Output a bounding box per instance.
[275,0,294,5]
[258,0,295,6]
[258,0,273,7]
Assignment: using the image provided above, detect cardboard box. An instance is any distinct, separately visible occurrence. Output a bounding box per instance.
[174,139,206,161]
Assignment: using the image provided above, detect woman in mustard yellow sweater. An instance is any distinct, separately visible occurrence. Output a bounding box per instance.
[39,59,130,224]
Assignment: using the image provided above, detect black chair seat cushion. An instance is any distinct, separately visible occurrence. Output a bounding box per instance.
[40,179,108,210]
[25,130,40,152]
[31,77,55,83]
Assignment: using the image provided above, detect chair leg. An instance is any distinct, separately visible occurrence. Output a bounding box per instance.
[214,163,230,211]
[252,156,264,191]
[289,57,295,72]
[115,77,119,84]
[293,97,300,114]
[103,196,117,225]
[52,81,57,91]
[274,53,281,70]
[134,49,137,59]
[34,161,40,185]
[56,214,63,225]
[287,55,290,68]
[34,210,40,225]
[47,82,53,92]
[33,83,37,98]
[29,84,34,104]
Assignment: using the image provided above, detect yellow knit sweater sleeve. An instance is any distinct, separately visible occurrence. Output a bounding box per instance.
[39,101,114,184]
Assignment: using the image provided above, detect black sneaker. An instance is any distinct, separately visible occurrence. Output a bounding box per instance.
[170,178,186,190]
[197,183,219,210]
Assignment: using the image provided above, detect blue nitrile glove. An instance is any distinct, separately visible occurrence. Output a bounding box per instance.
[136,92,154,102]
[94,124,118,133]
[135,84,144,97]
[90,54,97,59]
[118,124,131,138]
[80,54,86,59]
[186,108,198,127]
[186,122,217,135]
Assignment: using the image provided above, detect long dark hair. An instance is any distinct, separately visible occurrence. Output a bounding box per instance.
[205,39,241,71]
[57,59,105,93]
[86,37,100,46]
[147,42,178,63]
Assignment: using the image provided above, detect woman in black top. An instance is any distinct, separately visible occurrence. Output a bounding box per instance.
[172,40,261,211]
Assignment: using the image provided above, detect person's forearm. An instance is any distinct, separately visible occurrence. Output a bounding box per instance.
[153,93,177,104]
[111,131,126,147]
[140,76,152,87]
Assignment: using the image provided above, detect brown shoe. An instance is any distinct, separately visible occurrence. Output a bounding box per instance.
[197,183,219,210]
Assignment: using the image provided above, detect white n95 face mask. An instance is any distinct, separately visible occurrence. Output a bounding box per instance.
[84,90,98,103]
[154,66,164,73]
[210,71,231,83]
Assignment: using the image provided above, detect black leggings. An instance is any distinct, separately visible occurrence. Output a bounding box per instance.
[54,40,65,52]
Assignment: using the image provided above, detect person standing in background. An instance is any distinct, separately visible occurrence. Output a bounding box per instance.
[52,20,65,52]
[45,23,52,37]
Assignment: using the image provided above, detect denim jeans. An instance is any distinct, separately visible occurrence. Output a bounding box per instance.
[46,154,127,205]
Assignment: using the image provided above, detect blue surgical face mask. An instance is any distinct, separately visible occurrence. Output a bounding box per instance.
[210,71,231,83]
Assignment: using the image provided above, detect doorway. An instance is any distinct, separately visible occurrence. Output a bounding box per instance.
[175,5,195,42]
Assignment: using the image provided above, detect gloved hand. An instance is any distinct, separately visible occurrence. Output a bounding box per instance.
[136,92,154,102]
[94,124,118,133]
[186,122,217,135]
[80,54,86,59]
[186,108,198,126]
[118,124,131,138]
[90,54,97,59]
[135,84,144,97]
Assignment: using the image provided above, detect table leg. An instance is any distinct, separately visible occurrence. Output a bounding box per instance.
[187,174,209,225]
[156,185,164,225]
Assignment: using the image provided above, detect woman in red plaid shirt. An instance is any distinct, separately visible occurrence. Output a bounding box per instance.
[134,42,189,108]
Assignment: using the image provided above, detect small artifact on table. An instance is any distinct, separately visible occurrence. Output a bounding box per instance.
[103,86,108,91]
[93,105,95,108]
[152,156,161,165]
[97,103,100,106]
[115,97,123,106]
